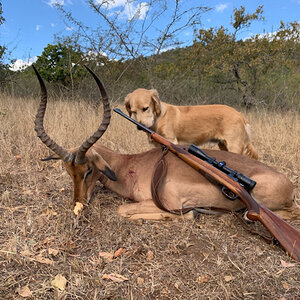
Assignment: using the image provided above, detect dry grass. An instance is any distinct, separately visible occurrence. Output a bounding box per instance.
[0,94,299,299]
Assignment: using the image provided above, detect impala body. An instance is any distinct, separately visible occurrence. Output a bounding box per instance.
[68,144,297,220]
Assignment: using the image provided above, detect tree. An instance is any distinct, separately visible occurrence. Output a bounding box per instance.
[0,1,8,90]
[0,2,4,25]
[0,2,6,59]
[35,42,86,90]
[193,6,266,108]
[55,0,211,87]
[192,6,300,109]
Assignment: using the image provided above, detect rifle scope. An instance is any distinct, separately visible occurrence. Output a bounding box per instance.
[188,144,256,192]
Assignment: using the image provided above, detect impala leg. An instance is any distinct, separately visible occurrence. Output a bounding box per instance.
[272,203,300,221]
[117,200,194,221]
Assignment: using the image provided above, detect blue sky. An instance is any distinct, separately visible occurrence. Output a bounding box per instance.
[1,0,300,70]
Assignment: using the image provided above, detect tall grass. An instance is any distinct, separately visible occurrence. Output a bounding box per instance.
[1,94,299,169]
[0,94,299,166]
[0,95,149,168]
[247,110,300,169]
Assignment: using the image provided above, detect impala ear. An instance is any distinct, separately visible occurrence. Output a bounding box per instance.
[41,147,79,161]
[101,166,117,181]
[90,149,117,181]
[124,93,132,116]
[41,153,61,161]
[150,89,161,116]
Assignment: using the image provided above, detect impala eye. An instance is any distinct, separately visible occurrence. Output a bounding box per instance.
[84,167,93,181]
[142,107,149,112]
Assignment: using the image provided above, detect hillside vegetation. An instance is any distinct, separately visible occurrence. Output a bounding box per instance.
[1,21,299,111]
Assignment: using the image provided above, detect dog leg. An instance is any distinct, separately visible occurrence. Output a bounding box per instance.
[218,140,228,151]
[222,137,244,155]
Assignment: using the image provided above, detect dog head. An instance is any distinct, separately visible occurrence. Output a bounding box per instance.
[124,88,161,128]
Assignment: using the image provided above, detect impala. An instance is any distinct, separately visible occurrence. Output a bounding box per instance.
[34,66,299,221]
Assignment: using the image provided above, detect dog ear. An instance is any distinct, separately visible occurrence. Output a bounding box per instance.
[150,89,161,116]
[124,93,132,116]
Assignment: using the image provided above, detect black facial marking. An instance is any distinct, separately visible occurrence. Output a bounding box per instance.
[84,167,93,181]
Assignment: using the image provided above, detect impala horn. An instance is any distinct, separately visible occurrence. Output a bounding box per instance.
[33,65,111,164]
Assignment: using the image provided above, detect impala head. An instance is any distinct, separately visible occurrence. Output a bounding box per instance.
[33,65,117,205]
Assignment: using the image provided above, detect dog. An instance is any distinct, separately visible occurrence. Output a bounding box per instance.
[124,88,258,159]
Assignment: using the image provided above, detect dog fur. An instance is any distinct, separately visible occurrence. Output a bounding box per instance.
[125,88,258,159]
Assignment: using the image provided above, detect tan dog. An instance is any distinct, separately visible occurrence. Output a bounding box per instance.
[125,88,258,159]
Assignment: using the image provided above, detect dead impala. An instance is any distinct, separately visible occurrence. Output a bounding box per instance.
[34,66,299,221]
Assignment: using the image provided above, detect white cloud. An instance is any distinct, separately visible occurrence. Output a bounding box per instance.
[207,18,211,22]
[66,26,73,31]
[51,23,55,28]
[94,0,149,20]
[9,57,38,72]
[161,46,175,53]
[215,3,228,13]
[85,51,108,65]
[47,0,64,7]
[135,2,149,20]
[86,50,108,58]
[36,25,41,31]
[121,1,150,20]
[95,0,127,9]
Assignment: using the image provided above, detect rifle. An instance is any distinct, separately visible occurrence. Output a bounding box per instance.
[114,108,300,262]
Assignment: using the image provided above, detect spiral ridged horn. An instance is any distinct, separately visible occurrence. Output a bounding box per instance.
[33,65,111,164]
[75,66,111,164]
[33,65,74,162]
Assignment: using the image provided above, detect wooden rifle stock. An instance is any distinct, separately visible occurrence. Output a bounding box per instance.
[113,108,300,262]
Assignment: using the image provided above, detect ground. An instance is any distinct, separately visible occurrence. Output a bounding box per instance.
[0,98,299,299]
[0,160,299,299]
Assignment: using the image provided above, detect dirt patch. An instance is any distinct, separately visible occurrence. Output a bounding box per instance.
[0,165,299,299]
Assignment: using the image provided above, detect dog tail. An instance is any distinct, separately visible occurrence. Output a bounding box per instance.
[243,140,258,160]
[243,124,259,160]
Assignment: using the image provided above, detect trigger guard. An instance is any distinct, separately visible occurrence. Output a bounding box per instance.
[222,186,238,201]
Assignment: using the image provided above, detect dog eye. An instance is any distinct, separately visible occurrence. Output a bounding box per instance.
[142,107,149,112]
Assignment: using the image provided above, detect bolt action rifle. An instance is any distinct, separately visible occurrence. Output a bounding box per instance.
[114,108,300,262]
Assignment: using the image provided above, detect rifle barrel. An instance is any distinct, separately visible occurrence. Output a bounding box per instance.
[113,108,153,134]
